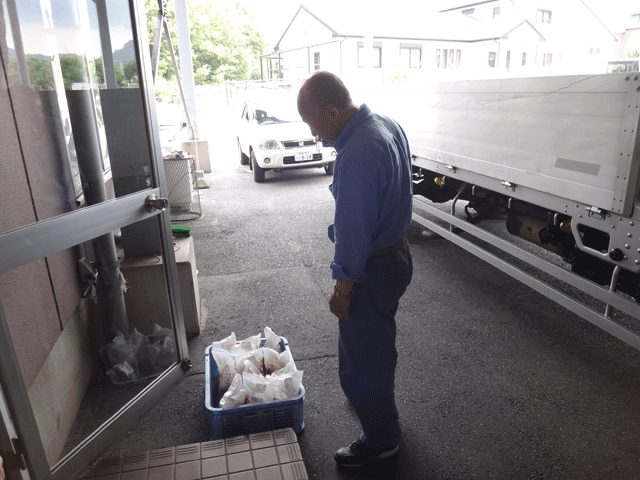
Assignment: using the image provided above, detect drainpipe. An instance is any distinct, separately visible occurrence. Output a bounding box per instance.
[65,89,130,339]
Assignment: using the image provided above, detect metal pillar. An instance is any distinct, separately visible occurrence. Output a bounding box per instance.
[174,0,198,140]
[95,0,117,89]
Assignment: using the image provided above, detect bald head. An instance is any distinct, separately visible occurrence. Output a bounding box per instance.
[298,71,353,111]
[297,71,358,144]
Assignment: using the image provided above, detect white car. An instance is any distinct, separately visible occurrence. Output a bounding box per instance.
[155,102,189,154]
[237,101,337,182]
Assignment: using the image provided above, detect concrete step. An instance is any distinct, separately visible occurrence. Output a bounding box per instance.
[76,428,308,480]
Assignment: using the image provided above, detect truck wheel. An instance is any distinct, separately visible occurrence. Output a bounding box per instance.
[251,151,265,183]
[324,162,334,175]
[238,139,249,165]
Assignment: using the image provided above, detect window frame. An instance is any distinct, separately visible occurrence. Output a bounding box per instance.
[400,46,422,69]
[537,9,552,24]
[488,51,496,68]
[357,43,382,68]
[313,51,321,71]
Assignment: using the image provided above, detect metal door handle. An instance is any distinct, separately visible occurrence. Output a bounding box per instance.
[145,194,169,212]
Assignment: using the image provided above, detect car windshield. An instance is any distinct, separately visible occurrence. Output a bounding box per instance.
[254,104,302,125]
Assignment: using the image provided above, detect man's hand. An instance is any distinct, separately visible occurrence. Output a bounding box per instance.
[0,454,5,480]
[329,279,354,320]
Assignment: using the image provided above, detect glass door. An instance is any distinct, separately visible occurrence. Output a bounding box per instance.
[0,0,190,478]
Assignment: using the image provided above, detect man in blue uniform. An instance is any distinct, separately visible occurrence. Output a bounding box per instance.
[297,71,414,468]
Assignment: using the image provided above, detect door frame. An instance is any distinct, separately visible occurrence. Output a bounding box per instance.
[0,0,190,478]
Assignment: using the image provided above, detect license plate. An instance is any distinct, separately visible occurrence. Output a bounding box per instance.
[294,152,313,161]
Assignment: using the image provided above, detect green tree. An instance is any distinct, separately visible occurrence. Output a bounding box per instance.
[59,54,88,89]
[114,63,126,85]
[124,60,138,83]
[92,57,105,84]
[146,0,178,81]
[27,56,55,90]
[145,0,265,85]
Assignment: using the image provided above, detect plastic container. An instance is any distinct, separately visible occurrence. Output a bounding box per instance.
[205,337,305,440]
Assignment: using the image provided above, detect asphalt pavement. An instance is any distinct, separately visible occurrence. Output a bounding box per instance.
[97,107,640,480]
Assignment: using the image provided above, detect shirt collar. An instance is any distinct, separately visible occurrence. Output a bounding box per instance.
[334,104,371,152]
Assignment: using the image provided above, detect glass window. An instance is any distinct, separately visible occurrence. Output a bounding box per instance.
[401,47,421,68]
[436,49,441,68]
[462,8,475,15]
[373,46,382,68]
[0,216,177,468]
[537,9,552,24]
[522,52,527,66]
[493,7,500,21]
[313,51,320,71]
[0,0,154,237]
[543,53,553,66]
[488,52,496,68]
[358,45,382,68]
[449,49,454,67]
[456,50,461,67]
[506,51,511,69]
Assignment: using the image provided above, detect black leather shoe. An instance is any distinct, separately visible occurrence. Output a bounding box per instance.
[334,438,399,467]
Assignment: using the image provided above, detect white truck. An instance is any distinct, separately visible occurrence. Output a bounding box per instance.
[389,73,640,351]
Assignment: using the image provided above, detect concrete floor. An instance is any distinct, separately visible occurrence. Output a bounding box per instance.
[84,148,640,480]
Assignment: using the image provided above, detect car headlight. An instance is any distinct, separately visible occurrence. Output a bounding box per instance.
[258,139,279,150]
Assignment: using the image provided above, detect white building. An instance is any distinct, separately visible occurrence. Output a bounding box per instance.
[264,0,619,86]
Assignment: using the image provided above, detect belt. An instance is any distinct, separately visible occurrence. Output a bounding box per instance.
[371,237,405,256]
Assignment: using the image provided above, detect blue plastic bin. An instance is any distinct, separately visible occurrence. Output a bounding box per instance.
[205,337,305,440]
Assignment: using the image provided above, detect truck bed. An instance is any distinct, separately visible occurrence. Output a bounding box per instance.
[385,74,640,215]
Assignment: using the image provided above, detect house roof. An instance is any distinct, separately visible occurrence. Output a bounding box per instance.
[274,1,617,52]
[274,4,501,51]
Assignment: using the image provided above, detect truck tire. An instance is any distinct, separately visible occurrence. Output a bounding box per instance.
[251,150,265,183]
[238,139,249,165]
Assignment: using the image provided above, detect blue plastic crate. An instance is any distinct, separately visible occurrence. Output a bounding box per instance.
[205,337,305,440]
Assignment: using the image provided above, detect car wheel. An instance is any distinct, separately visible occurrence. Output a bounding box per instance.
[238,139,249,165]
[251,150,265,183]
[324,162,335,175]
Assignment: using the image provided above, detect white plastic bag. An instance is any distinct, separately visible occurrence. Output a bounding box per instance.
[243,372,275,404]
[252,348,290,376]
[219,373,248,409]
[211,332,237,350]
[236,357,260,376]
[263,326,281,350]
[210,348,237,393]
[240,333,262,351]
[271,370,304,400]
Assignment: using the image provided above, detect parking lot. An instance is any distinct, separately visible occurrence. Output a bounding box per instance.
[96,100,640,479]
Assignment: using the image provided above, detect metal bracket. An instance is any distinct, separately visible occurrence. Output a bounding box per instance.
[3,437,27,471]
[501,181,515,191]
[446,165,456,173]
[585,206,606,220]
[181,358,193,371]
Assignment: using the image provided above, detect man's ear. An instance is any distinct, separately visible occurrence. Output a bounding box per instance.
[325,105,340,119]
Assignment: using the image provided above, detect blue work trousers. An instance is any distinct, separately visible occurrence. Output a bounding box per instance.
[338,238,413,450]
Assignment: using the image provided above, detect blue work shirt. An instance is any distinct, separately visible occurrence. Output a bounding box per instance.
[328,104,413,282]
